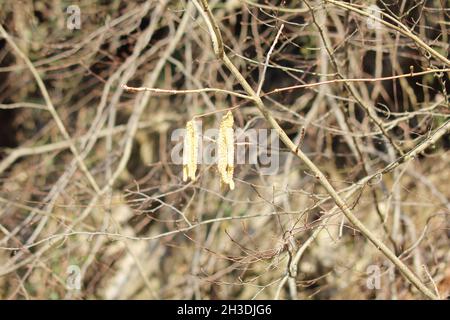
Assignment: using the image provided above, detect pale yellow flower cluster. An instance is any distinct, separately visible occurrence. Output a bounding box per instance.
[217,111,235,190]
[182,120,198,182]
[182,111,235,190]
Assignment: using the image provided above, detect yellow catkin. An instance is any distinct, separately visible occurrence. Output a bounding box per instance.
[218,111,235,190]
[183,120,198,182]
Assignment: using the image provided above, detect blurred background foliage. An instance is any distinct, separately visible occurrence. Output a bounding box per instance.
[0,0,449,299]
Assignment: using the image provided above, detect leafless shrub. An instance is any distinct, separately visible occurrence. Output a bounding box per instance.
[0,0,449,300]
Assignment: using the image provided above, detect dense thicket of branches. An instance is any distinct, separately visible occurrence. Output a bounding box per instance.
[0,0,449,299]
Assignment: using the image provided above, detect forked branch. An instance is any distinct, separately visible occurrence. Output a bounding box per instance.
[193,0,440,300]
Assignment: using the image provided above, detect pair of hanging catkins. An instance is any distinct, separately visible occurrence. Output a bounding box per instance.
[182,111,235,190]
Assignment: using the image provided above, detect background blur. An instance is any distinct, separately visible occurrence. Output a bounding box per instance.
[0,0,449,299]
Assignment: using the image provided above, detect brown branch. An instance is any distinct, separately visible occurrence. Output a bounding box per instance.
[193,0,440,300]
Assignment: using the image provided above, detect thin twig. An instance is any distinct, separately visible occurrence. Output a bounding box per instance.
[121,84,252,100]
[0,24,101,194]
[256,24,285,96]
[194,0,439,300]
